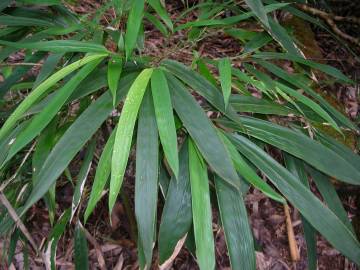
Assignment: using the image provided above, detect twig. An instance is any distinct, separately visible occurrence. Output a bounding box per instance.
[0,192,50,269]
[0,63,43,67]
[284,204,300,261]
[297,4,360,47]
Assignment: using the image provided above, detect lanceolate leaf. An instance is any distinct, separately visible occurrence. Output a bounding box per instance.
[84,128,116,223]
[284,155,317,270]
[110,68,153,213]
[307,167,355,234]
[33,53,64,89]
[151,69,179,178]
[188,139,215,270]
[158,139,192,264]
[135,89,159,268]
[125,0,145,59]
[0,40,110,53]
[229,134,360,264]
[167,74,240,190]
[218,116,360,185]
[107,56,123,106]
[215,176,256,270]
[218,57,232,109]
[0,15,55,27]
[0,54,107,142]
[4,58,103,165]
[147,0,173,30]
[21,73,137,216]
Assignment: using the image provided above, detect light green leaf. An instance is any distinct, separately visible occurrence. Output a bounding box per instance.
[0,54,107,142]
[188,139,215,270]
[147,0,173,30]
[151,69,179,177]
[109,68,153,213]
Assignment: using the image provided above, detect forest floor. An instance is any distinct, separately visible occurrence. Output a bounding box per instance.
[1,0,360,269]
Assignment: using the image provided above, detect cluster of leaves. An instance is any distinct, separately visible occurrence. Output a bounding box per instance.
[0,0,359,269]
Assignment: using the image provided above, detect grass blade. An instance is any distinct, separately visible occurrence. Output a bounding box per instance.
[158,140,192,264]
[135,89,159,268]
[151,69,179,178]
[188,139,215,270]
[110,68,153,213]
[215,175,256,270]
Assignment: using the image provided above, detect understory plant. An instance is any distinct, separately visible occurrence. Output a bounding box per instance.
[0,0,359,269]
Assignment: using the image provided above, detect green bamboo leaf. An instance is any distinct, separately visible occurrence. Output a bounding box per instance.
[218,116,360,185]
[147,0,173,30]
[219,131,285,203]
[125,0,145,59]
[253,52,353,83]
[167,74,240,190]
[214,175,256,270]
[4,58,103,166]
[84,128,116,223]
[230,95,295,116]
[151,69,179,178]
[21,73,137,217]
[243,32,272,54]
[33,53,64,89]
[110,68,153,213]
[145,12,169,36]
[71,140,96,221]
[218,57,232,109]
[229,134,360,264]
[308,167,355,234]
[158,140,192,264]
[244,0,269,28]
[0,0,11,12]
[0,15,55,27]
[0,40,110,53]
[284,154,317,270]
[74,222,89,270]
[188,139,215,270]
[107,55,123,106]
[135,89,159,268]
[196,59,217,86]
[0,54,107,142]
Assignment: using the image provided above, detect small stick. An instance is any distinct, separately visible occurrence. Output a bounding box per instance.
[284,204,300,261]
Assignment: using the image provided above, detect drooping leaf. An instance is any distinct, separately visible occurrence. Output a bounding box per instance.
[135,89,159,268]
[188,139,215,270]
[158,140,192,264]
[218,116,360,185]
[109,68,153,213]
[21,73,137,216]
[147,0,173,30]
[215,175,256,270]
[151,69,179,177]
[167,74,240,190]
[0,54,107,142]
[284,154,317,270]
[244,0,270,28]
[4,58,103,165]
[229,134,360,264]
